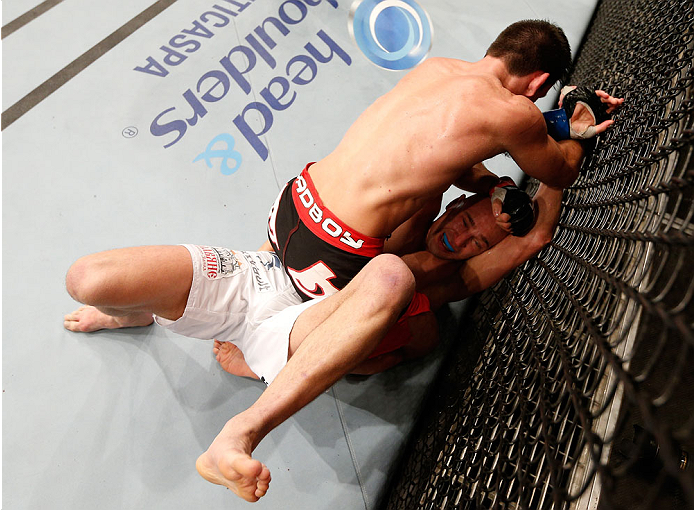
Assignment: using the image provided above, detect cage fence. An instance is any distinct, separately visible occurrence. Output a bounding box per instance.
[384,0,694,508]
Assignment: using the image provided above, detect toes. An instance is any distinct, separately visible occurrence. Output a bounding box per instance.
[64,315,86,332]
[258,464,271,485]
[197,450,270,501]
[230,455,264,480]
[255,466,271,498]
[64,306,88,330]
[63,309,82,321]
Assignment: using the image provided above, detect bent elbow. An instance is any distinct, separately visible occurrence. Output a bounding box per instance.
[550,164,579,189]
[534,167,576,190]
[563,166,580,188]
[524,228,554,259]
[539,230,555,249]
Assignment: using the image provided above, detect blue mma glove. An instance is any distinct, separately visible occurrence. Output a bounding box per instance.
[543,86,610,140]
[490,177,535,237]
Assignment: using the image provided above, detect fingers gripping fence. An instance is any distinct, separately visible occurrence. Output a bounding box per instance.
[384,1,694,509]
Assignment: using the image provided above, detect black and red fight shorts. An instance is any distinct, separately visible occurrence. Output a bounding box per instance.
[268,163,385,302]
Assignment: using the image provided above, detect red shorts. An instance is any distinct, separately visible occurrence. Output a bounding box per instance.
[268,164,385,301]
[368,291,432,358]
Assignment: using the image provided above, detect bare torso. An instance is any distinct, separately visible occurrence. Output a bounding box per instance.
[308,57,533,238]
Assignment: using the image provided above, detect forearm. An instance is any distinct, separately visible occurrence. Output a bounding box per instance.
[402,251,460,289]
[509,113,587,190]
[384,196,442,256]
[530,184,563,242]
[553,139,587,188]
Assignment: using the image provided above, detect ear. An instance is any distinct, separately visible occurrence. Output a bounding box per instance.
[525,71,551,98]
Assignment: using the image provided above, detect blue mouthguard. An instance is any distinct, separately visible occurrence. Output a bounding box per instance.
[442,233,455,252]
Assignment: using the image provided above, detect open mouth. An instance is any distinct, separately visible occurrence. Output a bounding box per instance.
[442,232,455,252]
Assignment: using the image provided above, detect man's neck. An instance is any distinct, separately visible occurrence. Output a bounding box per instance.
[472,56,530,96]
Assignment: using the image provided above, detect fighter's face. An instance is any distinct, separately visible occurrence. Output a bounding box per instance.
[425,195,509,260]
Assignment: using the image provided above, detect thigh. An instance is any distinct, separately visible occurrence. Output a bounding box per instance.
[269,174,382,301]
[287,254,414,356]
[283,227,373,300]
[71,245,193,320]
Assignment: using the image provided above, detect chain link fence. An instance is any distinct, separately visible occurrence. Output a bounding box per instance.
[384,0,694,508]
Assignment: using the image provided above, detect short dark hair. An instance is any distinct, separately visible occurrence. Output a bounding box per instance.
[486,20,571,86]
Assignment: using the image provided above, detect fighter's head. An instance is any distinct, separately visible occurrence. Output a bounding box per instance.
[425,194,509,260]
[486,20,571,100]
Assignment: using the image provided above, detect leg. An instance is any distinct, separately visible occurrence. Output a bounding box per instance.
[64,246,193,332]
[195,254,415,501]
[399,312,440,360]
[214,309,438,378]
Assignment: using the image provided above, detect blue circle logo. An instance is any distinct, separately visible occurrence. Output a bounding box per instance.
[349,0,433,71]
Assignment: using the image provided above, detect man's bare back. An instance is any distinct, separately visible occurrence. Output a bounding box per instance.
[308,57,549,238]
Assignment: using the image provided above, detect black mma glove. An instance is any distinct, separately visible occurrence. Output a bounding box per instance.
[543,85,610,140]
[490,177,535,237]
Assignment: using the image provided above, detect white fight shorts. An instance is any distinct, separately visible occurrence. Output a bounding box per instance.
[154,245,319,385]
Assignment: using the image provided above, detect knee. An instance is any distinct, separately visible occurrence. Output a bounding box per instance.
[65,254,108,304]
[362,254,416,310]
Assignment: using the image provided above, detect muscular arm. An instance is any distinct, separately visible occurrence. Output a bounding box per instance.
[422,184,563,309]
[505,107,586,189]
[504,88,623,189]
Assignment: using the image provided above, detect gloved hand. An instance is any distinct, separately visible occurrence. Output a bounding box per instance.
[543,85,618,140]
[490,177,535,237]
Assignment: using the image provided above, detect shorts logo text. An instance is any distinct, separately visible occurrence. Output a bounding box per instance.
[295,176,364,250]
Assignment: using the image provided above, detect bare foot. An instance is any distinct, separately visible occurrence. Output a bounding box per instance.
[214,340,259,379]
[196,418,271,502]
[64,305,154,333]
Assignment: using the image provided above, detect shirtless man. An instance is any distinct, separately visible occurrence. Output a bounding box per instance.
[65,181,561,502]
[269,19,623,302]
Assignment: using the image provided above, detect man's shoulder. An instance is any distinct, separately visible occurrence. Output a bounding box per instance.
[404,57,470,83]
[495,95,545,135]
[419,56,470,70]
